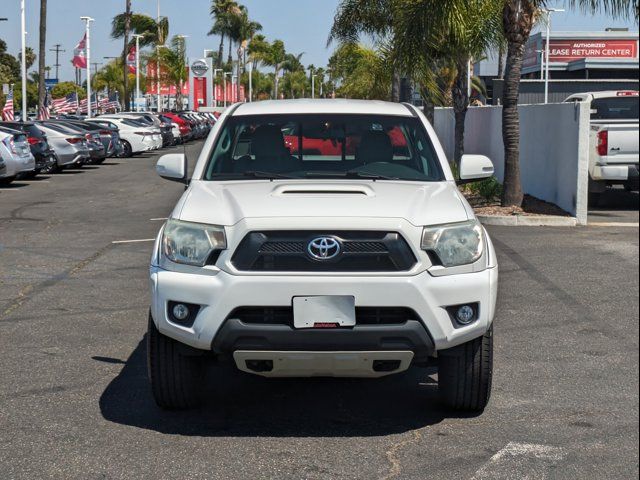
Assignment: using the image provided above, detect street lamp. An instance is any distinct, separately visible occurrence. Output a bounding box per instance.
[20,0,27,120]
[132,34,145,112]
[80,16,95,118]
[232,74,238,103]
[224,72,232,107]
[544,8,564,104]
[535,50,545,80]
[213,68,223,106]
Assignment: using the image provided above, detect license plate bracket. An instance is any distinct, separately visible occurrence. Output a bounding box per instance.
[292,296,356,329]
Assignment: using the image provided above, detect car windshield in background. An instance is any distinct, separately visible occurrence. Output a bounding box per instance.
[591,97,639,120]
[204,114,444,181]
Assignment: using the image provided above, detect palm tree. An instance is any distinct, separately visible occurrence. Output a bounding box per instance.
[159,36,188,110]
[263,40,286,99]
[112,10,169,109]
[209,0,241,69]
[500,0,637,206]
[329,0,400,101]
[37,0,47,117]
[247,34,270,70]
[393,0,502,165]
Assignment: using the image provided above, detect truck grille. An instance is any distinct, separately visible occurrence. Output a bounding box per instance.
[227,307,420,326]
[230,231,417,272]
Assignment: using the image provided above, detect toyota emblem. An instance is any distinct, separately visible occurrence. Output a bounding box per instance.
[307,236,341,260]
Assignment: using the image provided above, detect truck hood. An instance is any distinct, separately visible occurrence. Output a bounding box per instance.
[175,179,470,226]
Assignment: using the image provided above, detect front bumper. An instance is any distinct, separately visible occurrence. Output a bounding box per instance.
[150,265,498,354]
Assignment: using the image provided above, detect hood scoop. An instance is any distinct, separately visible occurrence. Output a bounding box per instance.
[272,184,375,197]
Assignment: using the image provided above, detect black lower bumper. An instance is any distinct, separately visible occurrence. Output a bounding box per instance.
[211,319,435,362]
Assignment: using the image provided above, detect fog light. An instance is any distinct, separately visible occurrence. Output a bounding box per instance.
[456,305,475,324]
[172,303,190,321]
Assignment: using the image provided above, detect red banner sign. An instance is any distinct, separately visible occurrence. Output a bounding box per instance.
[525,38,638,68]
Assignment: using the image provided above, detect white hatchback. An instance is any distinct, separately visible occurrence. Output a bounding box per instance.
[149,99,498,412]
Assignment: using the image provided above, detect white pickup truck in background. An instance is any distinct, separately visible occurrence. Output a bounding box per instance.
[564,90,639,205]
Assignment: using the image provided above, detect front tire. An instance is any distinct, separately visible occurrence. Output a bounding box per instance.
[147,313,204,409]
[438,326,493,412]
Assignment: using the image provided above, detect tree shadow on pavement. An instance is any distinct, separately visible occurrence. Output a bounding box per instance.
[98,336,465,437]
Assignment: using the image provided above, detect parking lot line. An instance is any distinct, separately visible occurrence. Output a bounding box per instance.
[150,217,168,221]
[588,222,639,227]
[111,238,155,244]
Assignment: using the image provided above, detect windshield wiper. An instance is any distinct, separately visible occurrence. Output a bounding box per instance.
[211,171,297,180]
[305,171,399,180]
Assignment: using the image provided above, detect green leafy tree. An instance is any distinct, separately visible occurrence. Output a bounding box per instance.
[51,81,85,99]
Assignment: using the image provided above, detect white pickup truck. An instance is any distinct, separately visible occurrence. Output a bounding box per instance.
[564,90,639,205]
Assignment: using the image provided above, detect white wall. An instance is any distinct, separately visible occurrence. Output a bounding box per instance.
[434,102,590,224]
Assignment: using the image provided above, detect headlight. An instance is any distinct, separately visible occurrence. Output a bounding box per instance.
[421,219,483,267]
[162,219,226,266]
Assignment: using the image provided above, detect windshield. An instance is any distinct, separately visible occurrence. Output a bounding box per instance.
[591,96,639,120]
[203,114,444,181]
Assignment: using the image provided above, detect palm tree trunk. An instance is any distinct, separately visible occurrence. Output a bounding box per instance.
[217,34,225,69]
[122,0,131,111]
[274,67,279,99]
[501,40,525,206]
[227,41,233,65]
[37,0,47,115]
[452,57,469,167]
[391,70,400,102]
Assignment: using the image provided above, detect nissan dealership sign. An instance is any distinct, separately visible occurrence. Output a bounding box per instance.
[191,59,209,77]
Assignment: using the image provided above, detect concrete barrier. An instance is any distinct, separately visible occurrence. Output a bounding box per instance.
[433,102,590,225]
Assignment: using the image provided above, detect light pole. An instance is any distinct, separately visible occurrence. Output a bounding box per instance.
[132,35,144,112]
[20,0,27,120]
[232,74,238,102]
[156,44,167,112]
[224,72,232,107]
[213,68,223,106]
[544,8,564,104]
[176,35,188,110]
[311,74,317,99]
[536,50,545,80]
[248,61,253,102]
[80,16,94,118]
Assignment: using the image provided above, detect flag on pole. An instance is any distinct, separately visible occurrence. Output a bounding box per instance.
[79,94,98,114]
[38,90,51,120]
[99,92,120,112]
[2,88,14,121]
[52,92,79,114]
[72,33,87,69]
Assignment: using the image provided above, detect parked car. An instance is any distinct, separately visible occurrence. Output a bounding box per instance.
[83,119,125,157]
[97,117,162,156]
[100,112,175,147]
[0,121,56,177]
[564,90,639,204]
[34,123,91,173]
[48,120,107,164]
[161,112,193,142]
[148,99,498,412]
[0,126,36,184]
[57,119,120,158]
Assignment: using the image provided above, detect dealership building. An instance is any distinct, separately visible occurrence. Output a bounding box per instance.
[474,29,639,103]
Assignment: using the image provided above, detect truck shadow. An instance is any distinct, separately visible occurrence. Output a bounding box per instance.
[98,336,470,437]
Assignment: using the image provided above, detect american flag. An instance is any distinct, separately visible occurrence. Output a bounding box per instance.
[78,94,98,114]
[52,92,79,114]
[38,90,51,120]
[2,88,14,121]
[99,92,120,112]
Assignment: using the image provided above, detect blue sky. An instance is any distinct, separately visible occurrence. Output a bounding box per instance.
[1,0,637,82]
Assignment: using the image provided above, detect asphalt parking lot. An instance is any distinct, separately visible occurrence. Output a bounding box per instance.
[0,141,638,480]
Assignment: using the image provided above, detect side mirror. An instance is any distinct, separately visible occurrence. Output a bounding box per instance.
[458,154,494,185]
[156,153,188,184]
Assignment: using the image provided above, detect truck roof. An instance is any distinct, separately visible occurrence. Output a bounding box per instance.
[232,99,414,117]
